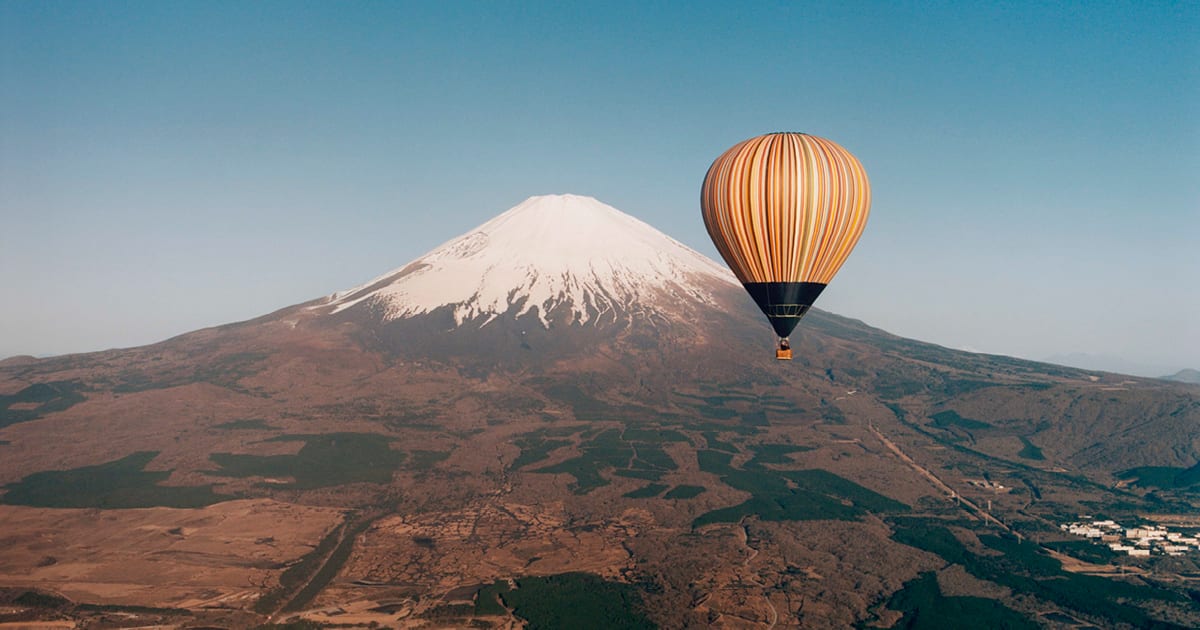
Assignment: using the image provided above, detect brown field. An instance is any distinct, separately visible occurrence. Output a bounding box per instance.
[0,500,344,607]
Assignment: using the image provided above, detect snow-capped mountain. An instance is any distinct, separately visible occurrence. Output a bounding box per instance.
[315,195,737,328]
[4,194,1198,630]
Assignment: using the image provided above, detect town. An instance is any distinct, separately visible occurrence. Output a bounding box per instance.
[1060,519,1200,557]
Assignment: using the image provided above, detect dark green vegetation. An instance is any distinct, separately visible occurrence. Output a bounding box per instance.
[1017,436,1045,461]
[510,426,584,470]
[512,437,573,470]
[0,380,86,428]
[1164,462,1200,487]
[213,418,278,431]
[745,443,815,466]
[0,451,227,508]
[254,520,345,614]
[491,573,655,629]
[209,433,407,489]
[672,389,783,425]
[890,519,1190,629]
[532,381,665,426]
[613,469,666,481]
[1119,465,1200,490]
[692,420,764,436]
[408,449,451,471]
[474,580,510,616]
[884,571,1036,630]
[663,484,706,499]
[530,427,686,494]
[674,392,740,420]
[279,519,372,613]
[694,449,907,527]
[7,588,191,617]
[702,431,738,453]
[929,410,992,430]
[14,591,70,608]
[535,454,607,493]
[421,603,474,619]
[0,588,202,629]
[623,483,668,499]
[623,427,688,442]
[75,603,191,615]
[820,402,847,424]
[1043,540,1118,564]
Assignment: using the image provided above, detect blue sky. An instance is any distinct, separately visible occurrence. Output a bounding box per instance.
[2,1,1197,374]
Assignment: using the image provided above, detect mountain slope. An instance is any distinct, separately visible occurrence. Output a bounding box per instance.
[1162,368,1200,385]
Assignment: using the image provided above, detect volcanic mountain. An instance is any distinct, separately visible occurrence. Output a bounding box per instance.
[323,194,735,327]
[1,195,1198,629]
[304,194,756,367]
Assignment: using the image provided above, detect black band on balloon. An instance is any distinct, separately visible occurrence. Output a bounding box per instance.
[742,282,827,338]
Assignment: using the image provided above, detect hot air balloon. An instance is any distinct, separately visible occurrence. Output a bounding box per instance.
[701,132,871,360]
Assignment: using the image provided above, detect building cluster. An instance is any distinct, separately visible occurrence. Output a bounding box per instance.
[966,479,1008,492]
[1061,519,1200,557]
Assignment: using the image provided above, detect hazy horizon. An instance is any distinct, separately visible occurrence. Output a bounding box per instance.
[2,2,1196,373]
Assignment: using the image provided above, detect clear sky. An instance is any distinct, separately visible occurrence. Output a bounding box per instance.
[2,1,1197,375]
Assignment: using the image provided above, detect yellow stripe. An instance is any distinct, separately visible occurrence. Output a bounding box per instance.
[701,132,871,285]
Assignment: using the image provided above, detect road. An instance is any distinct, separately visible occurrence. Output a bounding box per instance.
[868,423,1010,532]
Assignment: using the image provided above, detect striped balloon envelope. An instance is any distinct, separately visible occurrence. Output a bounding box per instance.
[701,132,871,358]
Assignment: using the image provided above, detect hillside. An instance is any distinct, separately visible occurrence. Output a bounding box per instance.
[1162,368,1200,385]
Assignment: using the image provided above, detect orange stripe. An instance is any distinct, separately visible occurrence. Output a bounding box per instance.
[700,132,871,285]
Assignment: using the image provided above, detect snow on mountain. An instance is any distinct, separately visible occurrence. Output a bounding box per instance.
[318,194,737,327]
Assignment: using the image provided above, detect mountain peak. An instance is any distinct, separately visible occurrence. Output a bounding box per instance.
[495,193,620,222]
[318,195,735,327]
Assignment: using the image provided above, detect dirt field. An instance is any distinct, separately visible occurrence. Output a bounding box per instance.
[0,499,344,608]
[330,499,639,603]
